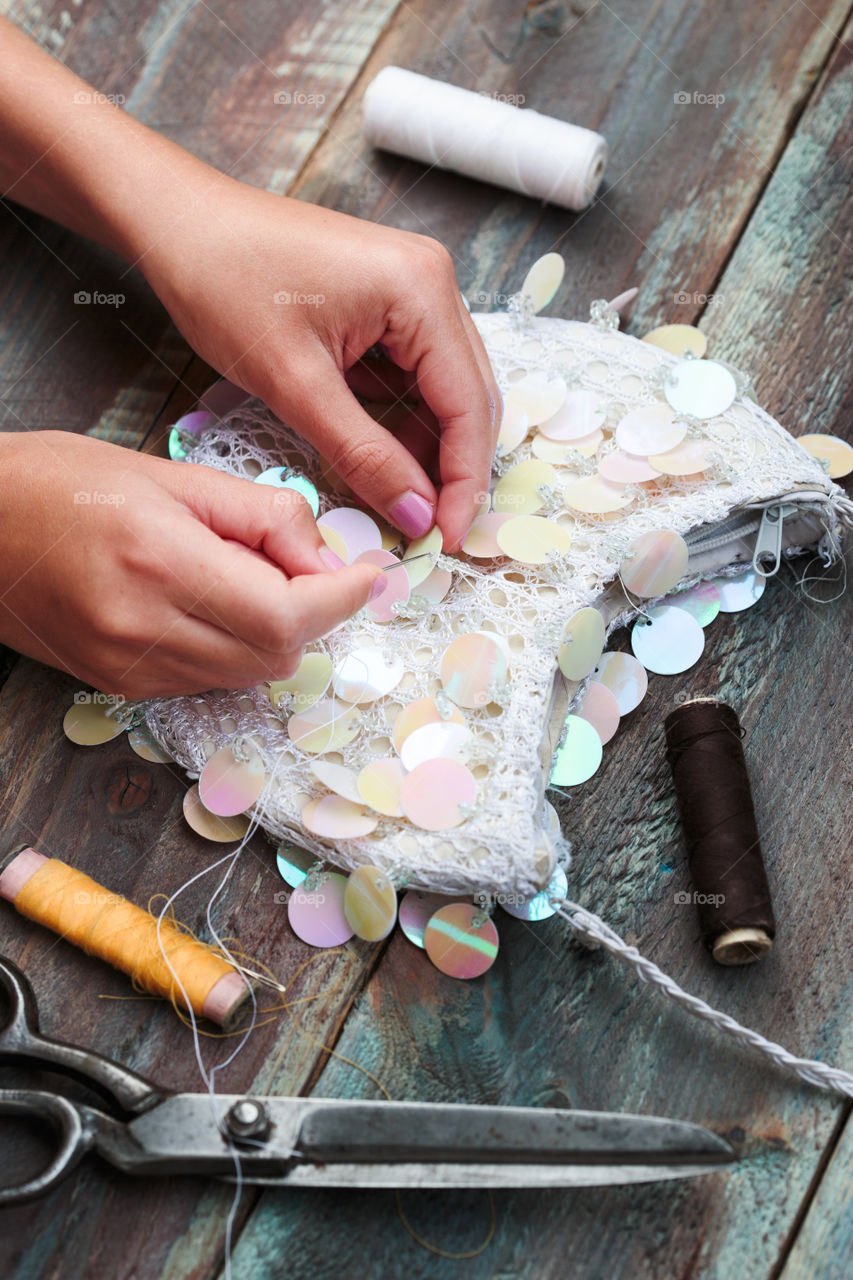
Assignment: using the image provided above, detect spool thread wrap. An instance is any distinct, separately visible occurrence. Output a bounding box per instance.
[363,66,608,211]
[0,850,249,1026]
[665,700,776,963]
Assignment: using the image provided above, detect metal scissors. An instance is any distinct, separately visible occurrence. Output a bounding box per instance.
[0,956,734,1204]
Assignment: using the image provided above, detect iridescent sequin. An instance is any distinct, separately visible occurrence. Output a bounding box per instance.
[269,653,333,712]
[128,726,172,763]
[550,714,603,786]
[661,580,721,627]
[631,605,705,675]
[615,404,685,456]
[288,698,360,753]
[499,865,569,921]
[563,476,633,515]
[424,903,499,978]
[198,744,264,817]
[558,608,605,682]
[521,252,565,312]
[344,865,398,940]
[496,515,572,561]
[301,794,378,838]
[641,324,707,358]
[664,359,737,419]
[440,633,508,708]
[393,698,465,751]
[797,433,853,479]
[620,530,689,598]
[400,758,476,830]
[63,699,126,746]
[504,371,568,426]
[318,508,382,562]
[492,459,558,516]
[287,872,353,946]
[713,569,766,612]
[332,647,404,703]
[592,651,648,714]
[576,681,620,744]
[399,890,469,948]
[462,513,513,558]
[538,389,606,442]
[357,758,407,816]
[183,783,251,842]
[276,844,315,888]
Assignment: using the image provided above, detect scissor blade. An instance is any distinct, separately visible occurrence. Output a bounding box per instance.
[291,1099,734,1169]
[237,1159,727,1189]
[112,1096,734,1188]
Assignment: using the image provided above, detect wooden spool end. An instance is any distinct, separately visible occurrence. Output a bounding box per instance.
[713,927,773,966]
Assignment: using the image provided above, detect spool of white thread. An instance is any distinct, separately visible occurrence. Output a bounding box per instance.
[363,66,607,211]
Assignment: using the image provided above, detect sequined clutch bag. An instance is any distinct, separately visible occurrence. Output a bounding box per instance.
[146,258,853,900]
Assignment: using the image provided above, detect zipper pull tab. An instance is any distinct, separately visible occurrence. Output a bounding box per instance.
[752,503,797,577]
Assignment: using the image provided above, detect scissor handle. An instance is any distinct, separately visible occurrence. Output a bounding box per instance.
[0,957,161,1114]
[0,1089,93,1204]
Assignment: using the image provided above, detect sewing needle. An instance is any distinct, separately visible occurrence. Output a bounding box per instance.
[380,552,436,572]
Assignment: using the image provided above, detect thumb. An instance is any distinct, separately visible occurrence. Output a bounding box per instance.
[166,460,341,576]
[265,350,439,539]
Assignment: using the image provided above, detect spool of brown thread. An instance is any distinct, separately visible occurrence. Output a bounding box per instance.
[664,699,775,966]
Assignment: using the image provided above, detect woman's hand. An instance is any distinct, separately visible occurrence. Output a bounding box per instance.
[0,16,500,554]
[0,17,500,697]
[141,185,499,552]
[0,432,382,699]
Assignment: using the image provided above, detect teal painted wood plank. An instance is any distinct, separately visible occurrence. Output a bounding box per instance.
[0,663,392,1280]
[781,1111,853,1280]
[2,0,852,1277]
[291,0,853,336]
[698,15,853,435]
[226,4,853,1277]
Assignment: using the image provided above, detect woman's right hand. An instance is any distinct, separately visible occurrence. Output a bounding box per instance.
[0,431,382,698]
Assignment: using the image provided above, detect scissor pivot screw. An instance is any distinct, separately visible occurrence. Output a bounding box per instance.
[225,1099,270,1143]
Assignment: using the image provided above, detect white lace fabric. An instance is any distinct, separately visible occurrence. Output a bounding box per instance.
[145,312,848,897]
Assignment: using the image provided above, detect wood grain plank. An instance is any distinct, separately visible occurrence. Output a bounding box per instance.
[0,1,403,1276]
[2,0,852,1278]
[0,664,394,1280]
[225,4,853,1278]
[781,1108,853,1280]
[289,0,853,335]
[0,0,398,444]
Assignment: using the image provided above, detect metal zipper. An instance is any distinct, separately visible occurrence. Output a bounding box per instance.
[684,490,832,576]
[684,515,762,556]
[751,503,798,576]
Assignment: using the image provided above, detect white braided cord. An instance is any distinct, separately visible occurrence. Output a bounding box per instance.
[556,901,853,1099]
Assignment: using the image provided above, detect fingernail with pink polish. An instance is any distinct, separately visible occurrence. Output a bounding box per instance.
[389,490,434,538]
[319,547,345,570]
[369,573,386,601]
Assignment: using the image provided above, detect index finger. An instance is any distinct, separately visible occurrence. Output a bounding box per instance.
[168,517,382,652]
[409,307,495,553]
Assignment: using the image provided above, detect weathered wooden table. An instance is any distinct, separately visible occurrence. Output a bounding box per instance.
[1,2,852,1276]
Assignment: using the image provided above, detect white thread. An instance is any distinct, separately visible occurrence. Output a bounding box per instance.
[362,67,608,211]
[555,901,853,1099]
[155,848,250,1280]
[154,759,290,1280]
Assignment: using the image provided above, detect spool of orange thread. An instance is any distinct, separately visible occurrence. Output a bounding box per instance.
[0,846,251,1028]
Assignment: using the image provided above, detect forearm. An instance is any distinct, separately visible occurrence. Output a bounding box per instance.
[0,17,497,551]
[0,16,229,270]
